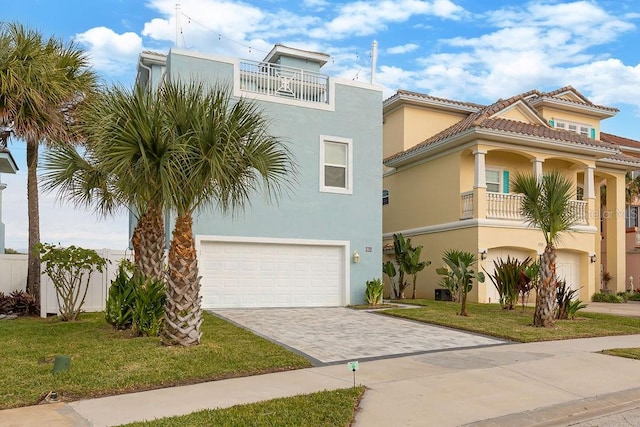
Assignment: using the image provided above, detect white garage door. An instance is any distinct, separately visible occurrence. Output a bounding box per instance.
[198,238,346,308]
[483,248,534,304]
[556,251,580,293]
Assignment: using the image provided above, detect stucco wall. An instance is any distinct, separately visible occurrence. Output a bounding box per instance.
[166,51,383,305]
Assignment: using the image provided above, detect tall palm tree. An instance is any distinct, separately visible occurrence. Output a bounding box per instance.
[0,22,97,302]
[512,171,576,327]
[160,82,295,346]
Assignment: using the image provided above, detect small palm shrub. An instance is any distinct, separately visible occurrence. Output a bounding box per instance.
[566,299,588,319]
[105,261,166,337]
[131,275,166,337]
[364,278,384,305]
[105,265,136,329]
[484,256,533,310]
[556,280,581,320]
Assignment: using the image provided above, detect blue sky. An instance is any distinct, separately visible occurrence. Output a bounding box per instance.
[2,0,640,250]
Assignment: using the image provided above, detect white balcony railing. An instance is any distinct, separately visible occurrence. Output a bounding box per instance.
[239,60,329,104]
[487,193,523,220]
[460,192,588,225]
[461,191,473,219]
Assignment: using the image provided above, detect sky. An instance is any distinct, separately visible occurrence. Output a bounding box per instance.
[2,0,640,251]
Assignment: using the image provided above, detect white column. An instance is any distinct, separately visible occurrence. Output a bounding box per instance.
[473,150,487,189]
[585,166,595,199]
[532,158,544,182]
[0,180,5,254]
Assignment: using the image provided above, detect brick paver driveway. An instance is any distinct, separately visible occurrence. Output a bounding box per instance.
[211,307,508,365]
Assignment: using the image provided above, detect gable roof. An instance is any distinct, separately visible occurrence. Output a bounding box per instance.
[526,85,618,117]
[384,90,618,165]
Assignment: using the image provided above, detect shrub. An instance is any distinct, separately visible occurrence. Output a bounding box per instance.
[556,280,581,320]
[566,299,588,319]
[592,292,623,303]
[484,256,533,310]
[37,243,107,321]
[627,292,640,301]
[105,264,136,330]
[0,291,37,316]
[131,275,166,337]
[364,278,384,305]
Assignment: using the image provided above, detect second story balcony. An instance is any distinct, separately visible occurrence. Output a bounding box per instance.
[239,59,329,104]
[461,191,588,225]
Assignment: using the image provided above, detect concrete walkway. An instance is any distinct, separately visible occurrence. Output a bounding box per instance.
[2,334,640,426]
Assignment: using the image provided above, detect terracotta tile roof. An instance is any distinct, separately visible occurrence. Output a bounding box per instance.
[600,152,640,165]
[384,91,616,164]
[600,132,640,150]
[391,89,486,110]
[527,85,619,113]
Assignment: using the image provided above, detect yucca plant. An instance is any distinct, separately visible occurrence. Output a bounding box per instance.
[131,275,166,337]
[105,264,136,330]
[364,278,384,305]
[556,280,581,320]
[484,256,532,310]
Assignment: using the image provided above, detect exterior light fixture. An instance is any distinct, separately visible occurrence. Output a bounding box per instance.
[479,249,487,260]
[589,253,597,263]
[353,250,360,263]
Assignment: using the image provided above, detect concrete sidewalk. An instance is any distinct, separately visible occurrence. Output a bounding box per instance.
[2,334,640,427]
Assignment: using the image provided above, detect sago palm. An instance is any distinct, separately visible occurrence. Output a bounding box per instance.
[512,171,576,327]
[0,22,97,302]
[160,82,295,346]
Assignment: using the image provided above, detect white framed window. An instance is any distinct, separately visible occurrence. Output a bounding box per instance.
[627,206,639,228]
[485,168,509,193]
[551,119,595,138]
[320,135,353,194]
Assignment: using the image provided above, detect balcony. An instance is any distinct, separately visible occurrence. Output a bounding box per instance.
[461,192,588,225]
[239,59,329,104]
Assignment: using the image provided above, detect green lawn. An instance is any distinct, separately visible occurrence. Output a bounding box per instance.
[121,387,365,427]
[383,300,640,342]
[0,312,311,409]
[602,348,640,360]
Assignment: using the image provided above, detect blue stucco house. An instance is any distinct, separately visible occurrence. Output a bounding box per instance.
[136,44,382,308]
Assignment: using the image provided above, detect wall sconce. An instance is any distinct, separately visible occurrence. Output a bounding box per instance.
[589,253,597,263]
[353,250,360,263]
[479,249,487,260]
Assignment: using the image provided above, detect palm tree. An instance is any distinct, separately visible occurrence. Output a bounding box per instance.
[160,82,295,346]
[437,249,484,316]
[42,85,181,282]
[0,22,97,302]
[512,171,576,327]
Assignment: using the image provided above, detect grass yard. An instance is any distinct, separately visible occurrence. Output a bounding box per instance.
[602,348,640,360]
[384,300,640,343]
[0,312,311,409]
[121,387,365,427]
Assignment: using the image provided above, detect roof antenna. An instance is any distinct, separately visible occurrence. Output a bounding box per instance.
[371,40,378,84]
[175,3,180,48]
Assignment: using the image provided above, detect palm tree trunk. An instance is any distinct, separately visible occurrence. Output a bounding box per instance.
[135,203,165,282]
[162,212,202,346]
[26,138,41,308]
[460,286,468,316]
[412,276,417,299]
[534,246,557,327]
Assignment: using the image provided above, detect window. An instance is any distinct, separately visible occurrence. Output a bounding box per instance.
[486,168,509,193]
[577,185,584,201]
[627,206,639,228]
[320,136,353,194]
[382,189,389,205]
[551,119,595,138]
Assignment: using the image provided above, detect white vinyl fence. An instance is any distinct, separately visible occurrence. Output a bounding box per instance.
[0,250,132,317]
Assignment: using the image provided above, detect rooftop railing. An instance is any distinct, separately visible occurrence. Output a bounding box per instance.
[239,60,329,104]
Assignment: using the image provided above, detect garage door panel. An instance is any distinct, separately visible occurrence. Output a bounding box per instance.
[199,240,344,308]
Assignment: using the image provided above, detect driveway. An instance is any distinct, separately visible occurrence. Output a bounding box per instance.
[211,307,508,365]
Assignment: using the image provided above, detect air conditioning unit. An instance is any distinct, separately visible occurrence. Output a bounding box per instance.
[435,289,452,301]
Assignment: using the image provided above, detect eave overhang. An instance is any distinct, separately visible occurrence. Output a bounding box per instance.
[0,149,18,174]
[528,97,618,119]
[383,91,482,116]
[384,127,619,169]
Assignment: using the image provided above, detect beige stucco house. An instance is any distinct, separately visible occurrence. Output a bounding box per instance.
[382,86,640,303]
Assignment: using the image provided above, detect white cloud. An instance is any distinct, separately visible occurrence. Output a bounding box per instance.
[310,0,465,40]
[74,27,143,81]
[387,43,420,54]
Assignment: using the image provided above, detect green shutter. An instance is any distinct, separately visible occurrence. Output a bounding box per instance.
[590,128,596,138]
[549,119,555,127]
[503,170,510,193]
